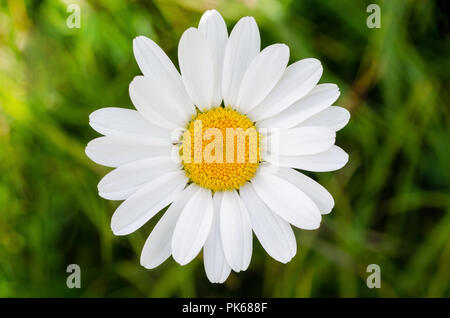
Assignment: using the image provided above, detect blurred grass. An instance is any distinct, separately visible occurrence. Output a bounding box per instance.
[0,0,449,297]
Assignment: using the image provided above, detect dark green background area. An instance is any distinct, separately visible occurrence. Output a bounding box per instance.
[0,0,449,297]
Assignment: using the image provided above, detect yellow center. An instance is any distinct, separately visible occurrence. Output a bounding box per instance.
[180,107,260,191]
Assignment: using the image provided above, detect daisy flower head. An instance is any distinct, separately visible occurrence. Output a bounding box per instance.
[86,10,350,284]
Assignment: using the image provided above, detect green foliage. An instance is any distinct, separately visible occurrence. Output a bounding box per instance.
[0,0,449,297]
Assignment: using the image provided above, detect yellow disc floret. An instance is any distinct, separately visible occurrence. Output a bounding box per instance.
[180,107,260,191]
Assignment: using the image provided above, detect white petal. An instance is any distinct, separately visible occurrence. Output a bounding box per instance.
[264,145,349,172]
[236,44,289,113]
[178,27,215,110]
[222,17,260,108]
[274,167,334,214]
[240,183,296,263]
[133,36,194,116]
[204,192,231,283]
[85,136,172,168]
[248,58,323,121]
[251,172,321,230]
[220,190,253,272]
[129,76,193,129]
[298,106,350,131]
[133,35,184,89]
[98,157,180,200]
[258,84,340,130]
[89,107,170,146]
[266,127,335,156]
[198,9,228,108]
[172,186,214,265]
[110,171,188,236]
[140,184,198,269]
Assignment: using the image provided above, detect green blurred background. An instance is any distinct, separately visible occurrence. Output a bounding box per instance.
[1,0,449,297]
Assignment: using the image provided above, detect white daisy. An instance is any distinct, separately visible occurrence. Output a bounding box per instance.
[85,10,350,284]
